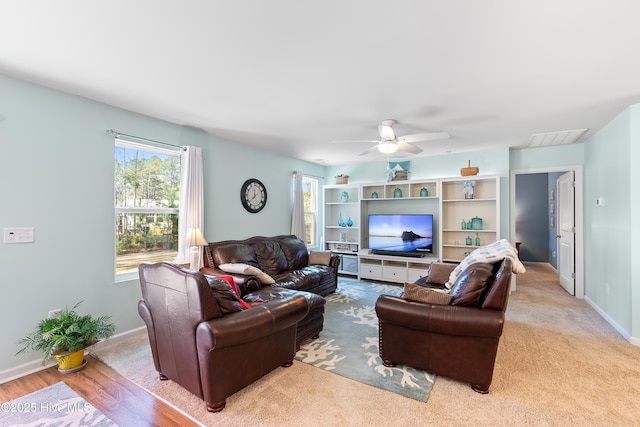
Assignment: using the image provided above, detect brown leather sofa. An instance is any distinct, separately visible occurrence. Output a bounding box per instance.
[201,235,339,296]
[138,262,309,412]
[375,258,512,394]
[201,235,339,347]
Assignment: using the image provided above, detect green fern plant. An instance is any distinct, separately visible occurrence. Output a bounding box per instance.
[16,301,116,361]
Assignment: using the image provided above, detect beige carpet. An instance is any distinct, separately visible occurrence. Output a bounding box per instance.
[92,263,640,426]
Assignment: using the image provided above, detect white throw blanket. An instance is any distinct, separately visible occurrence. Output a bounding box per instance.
[445,239,526,289]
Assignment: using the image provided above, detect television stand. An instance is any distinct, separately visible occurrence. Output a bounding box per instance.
[358,249,440,284]
[370,250,426,258]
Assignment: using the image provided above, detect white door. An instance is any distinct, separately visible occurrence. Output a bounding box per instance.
[557,171,575,295]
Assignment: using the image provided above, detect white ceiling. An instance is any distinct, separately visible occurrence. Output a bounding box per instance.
[2,1,640,165]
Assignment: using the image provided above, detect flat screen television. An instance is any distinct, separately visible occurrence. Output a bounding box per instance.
[368,214,434,255]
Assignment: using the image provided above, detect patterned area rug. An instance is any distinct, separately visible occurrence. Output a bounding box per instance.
[295,278,435,401]
[0,382,117,426]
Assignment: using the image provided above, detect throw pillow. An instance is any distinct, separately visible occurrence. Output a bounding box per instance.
[206,276,243,314]
[449,263,495,307]
[309,251,331,266]
[218,263,276,284]
[215,275,251,310]
[403,283,453,305]
[425,263,457,285]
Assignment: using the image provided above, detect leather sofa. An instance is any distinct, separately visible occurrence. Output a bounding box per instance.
[201,234,339,296]
[375,258,513,394]
[201,235,339,347]
[138,262,309,412]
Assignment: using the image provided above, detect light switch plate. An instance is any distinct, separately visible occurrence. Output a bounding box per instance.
[4,227,35,243]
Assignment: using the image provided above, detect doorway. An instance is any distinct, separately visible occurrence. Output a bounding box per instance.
[510,166,584,298]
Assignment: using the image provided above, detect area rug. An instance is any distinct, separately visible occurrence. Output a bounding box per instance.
[295,278,435,402]
[0,381,117,426]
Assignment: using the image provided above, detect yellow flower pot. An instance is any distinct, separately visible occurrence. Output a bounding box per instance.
[55,349,85,371]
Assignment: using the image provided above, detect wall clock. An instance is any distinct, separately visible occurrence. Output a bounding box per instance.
[240,178,267,213]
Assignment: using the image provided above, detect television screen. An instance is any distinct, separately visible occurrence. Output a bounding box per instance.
[368,214,434,253]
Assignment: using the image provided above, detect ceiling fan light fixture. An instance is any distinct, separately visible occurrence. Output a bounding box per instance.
[378,140,398,154]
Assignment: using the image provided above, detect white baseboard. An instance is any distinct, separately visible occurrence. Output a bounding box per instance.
[584,296,639,346]
[0,326,147,385]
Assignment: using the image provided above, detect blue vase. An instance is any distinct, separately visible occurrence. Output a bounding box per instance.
[420,187,428,197]
[338,212,346,227]
[393,187,402,198]
[346,217,353,227]
[341,191,349,203]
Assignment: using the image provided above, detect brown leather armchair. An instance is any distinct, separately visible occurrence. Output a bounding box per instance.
[375,258,512,393]
[138,262,309,412]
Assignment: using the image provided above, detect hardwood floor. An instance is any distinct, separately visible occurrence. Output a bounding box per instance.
[0,355,200,426]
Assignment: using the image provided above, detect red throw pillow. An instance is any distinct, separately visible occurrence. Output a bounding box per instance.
[217,275,251,310]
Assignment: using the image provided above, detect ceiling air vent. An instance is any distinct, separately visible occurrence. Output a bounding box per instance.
[529,129,587,147]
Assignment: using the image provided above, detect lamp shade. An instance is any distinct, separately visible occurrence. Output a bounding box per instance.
[186,228,207,247]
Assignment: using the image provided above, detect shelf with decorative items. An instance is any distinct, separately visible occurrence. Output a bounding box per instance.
[439,176,500,262]
[360,179,438,200]
[323,184,360,256]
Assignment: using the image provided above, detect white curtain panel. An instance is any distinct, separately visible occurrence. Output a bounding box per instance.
[177,146,205,269]
[291,171,306,242]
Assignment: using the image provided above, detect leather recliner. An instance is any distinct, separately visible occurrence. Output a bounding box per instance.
[138,262,309,412]
[375,258,512,393]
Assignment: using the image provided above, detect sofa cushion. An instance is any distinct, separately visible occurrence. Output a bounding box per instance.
[277,236,309,270]
[309,251,331,266]
[425,263,457,285]
[450,263,495,307]
[403,283,453,305]
[212,243,259,268]
[218,263,276,284]
[251,239,289,276]
[206,276,244,314]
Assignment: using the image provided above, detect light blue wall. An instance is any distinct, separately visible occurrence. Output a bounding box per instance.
[584,106,634,337]
[0,74,324,372]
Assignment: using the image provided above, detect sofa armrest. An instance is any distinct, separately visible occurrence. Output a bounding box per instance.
[329,254,340,276]
[196,294,309,350]
[375,295,504,338]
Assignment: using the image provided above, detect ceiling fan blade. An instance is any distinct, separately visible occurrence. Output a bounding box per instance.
[397,132,450,144]
[397,141,423,154]
[359,145,380,156]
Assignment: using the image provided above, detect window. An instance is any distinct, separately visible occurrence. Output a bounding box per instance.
[303,176,318,247]
[114,140,181,278]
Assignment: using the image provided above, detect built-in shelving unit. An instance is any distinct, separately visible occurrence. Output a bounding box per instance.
[440,176,500,262]
[322,184,360,275]
[322,175,500,282]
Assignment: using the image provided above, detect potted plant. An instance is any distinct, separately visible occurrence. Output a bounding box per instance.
[16,301,116,373]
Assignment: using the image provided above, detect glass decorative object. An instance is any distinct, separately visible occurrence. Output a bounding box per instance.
[393,187,403,198]
[461,219,467,230]
[346,217,353,227]
[371,191,378,198]
[475,234,481,246]
[420,187,428,197]
[341,191,349,203]
[338,212,346,227]
[466,236,472,245]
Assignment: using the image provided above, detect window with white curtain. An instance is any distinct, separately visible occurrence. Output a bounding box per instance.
[114,139,181,279]
[303,176,318,247]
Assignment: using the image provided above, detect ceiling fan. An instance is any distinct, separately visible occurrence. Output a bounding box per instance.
[333,119,450,156]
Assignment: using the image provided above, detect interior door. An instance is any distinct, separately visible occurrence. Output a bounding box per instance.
[557,171,575,295]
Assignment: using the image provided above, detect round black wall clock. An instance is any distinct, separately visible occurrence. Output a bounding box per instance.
[240,178,267,213]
